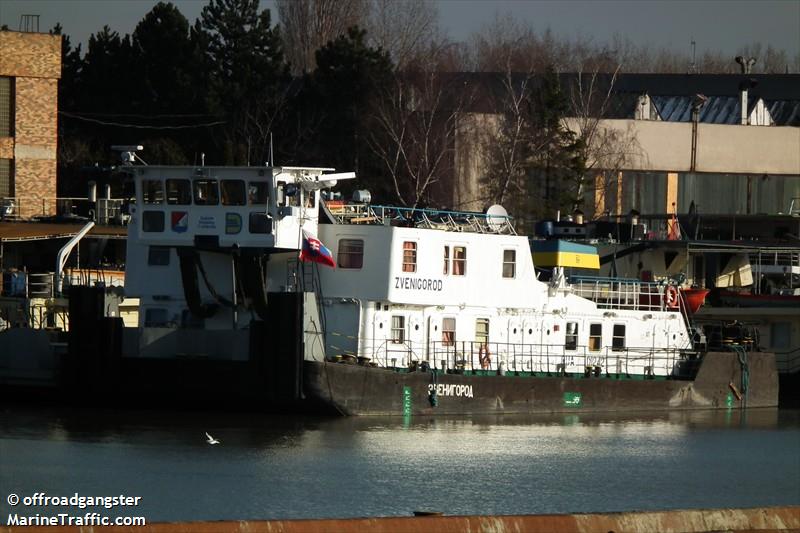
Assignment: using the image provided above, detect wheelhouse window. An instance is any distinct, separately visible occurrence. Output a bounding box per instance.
[402,241,417,272]
[141,211,165,232]
[565,322,578,350]
[589,323,602,351]
[193,179,219,205]
[503,249,516,278]
[142,180,164,204]
[221,180,246,206]
[248,182,269,205]
[166,179,191,205]
[391,315,405,344]
[443,246,450,275]
[612,324,626,351]
[337,239,364,269]
[453,246,466,276]
[442,318,456,346]
[475,318,489,345]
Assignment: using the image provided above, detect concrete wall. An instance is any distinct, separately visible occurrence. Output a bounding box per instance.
[0,31,61,218]
[567,118,800,176]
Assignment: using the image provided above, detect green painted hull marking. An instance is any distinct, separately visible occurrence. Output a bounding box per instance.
[402,386,412,415]
[564,392,582,407]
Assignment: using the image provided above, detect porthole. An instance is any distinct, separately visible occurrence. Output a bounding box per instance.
[379,323,383,329]
[546,329,549,335]
[529,329,533,335]
[414,324,419,331]
[513,328,517,334]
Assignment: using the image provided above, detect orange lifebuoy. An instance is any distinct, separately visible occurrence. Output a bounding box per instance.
[478,343,491,369]
[665,285,679,309]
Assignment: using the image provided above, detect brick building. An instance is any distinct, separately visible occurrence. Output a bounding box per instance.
[0,30,61,218]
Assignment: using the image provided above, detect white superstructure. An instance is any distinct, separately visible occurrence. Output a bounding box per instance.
[122,164,694,377]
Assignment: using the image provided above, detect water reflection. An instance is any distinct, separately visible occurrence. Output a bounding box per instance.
[1,406,798,522]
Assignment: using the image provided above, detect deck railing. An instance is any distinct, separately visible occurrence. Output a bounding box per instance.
[569,276,677,312]
[342,339,697,379]
[0,196,127,224]
[326,202,516,235]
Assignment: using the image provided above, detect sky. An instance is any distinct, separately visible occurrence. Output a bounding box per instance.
[0,0,798,58]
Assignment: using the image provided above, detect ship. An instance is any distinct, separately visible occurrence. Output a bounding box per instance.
[62,151,772,416]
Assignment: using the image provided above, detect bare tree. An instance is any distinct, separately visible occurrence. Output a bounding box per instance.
[368,69,473,208]
[366,0,439,69]
[277,0,367,74]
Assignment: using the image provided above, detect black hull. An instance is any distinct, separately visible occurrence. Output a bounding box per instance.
[303,352,779,416]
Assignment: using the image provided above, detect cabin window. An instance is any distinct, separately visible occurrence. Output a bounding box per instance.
[141,211,165,232]
[249,182,269,205]
[612,324,626,351]
[503,249,516,278]
[249,212,272,234]
[402,241,417,272]
[442,318,456,346]
[142,180,164,204]
[166,179,191,205]
[338,239,364,269]
[770,322,791,350]
[453,246,467,276]
[443,246,450,275]
[475,318,489,345]
[221,180,246,206]
[589,323,602,351]
[193,179,219,205]
[148,246,170,266]
[565,322,578,350]
[391,315,405,344]
[144,308,169,327]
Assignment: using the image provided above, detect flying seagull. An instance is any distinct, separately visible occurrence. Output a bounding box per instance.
[205,432,220,445]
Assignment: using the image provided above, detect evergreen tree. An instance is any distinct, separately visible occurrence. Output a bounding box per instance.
[305,27,393,192]
[198,0,289,165]
[524,67,586,224]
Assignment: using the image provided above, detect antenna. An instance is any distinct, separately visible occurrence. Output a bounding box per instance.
[689,38,697,74]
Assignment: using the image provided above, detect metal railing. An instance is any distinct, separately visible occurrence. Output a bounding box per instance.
[569,276,675,312]
[341,338,696,379]
[326,202,516,235]
[0,196,127,224]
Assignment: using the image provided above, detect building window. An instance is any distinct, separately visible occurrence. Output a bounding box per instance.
[402,241,417,272]
[338,239,364,269]
[166,179,191,205]
[142,180,164,204]
[391,315,405,344]
[443,246,449,275]
[147,246,170,266]
[612,324,626,351]
[503,249,516,278]
[0,77,12,137]
[453,246,467,276]
[0,159,12,198]
[193,179,219,205]
[475,318,489,345]
[442,317,456,346]
[565,322,578,350]
[248,182,269,205]
[221,180,246,206]
[589,323,602,351]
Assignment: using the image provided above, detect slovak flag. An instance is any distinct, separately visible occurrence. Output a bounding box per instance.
[299,230,336,268]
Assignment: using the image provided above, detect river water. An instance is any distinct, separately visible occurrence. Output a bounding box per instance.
[1,406,799,523]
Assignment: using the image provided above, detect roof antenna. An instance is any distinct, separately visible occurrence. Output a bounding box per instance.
[269,132,274,167]
[689,38,697,74]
